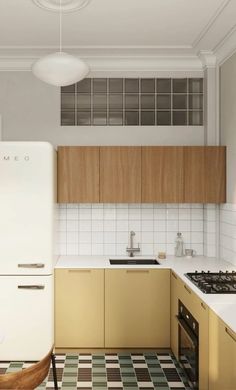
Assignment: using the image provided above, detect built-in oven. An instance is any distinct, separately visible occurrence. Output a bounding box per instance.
[176,300,199,389]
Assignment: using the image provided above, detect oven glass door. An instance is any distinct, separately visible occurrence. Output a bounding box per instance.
[177,317,198,389]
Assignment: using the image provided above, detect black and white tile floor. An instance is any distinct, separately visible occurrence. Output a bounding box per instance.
[0,352,192,389]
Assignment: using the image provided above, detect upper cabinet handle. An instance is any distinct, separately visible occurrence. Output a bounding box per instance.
[225,327,236,342]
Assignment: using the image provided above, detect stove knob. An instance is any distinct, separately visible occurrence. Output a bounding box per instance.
[205,284,212,293]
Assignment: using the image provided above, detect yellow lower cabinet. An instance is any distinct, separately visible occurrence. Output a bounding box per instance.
[55,269,104,348]
[105,269,170,348]
[170,271,180,359]
[209,310,236,390]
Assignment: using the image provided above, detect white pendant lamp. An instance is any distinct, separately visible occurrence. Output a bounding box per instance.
[32,0,89,86]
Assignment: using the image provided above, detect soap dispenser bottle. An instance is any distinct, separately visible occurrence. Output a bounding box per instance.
[175,232,184,257]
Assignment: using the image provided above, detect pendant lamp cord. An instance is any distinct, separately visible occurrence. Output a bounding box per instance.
[59,0,62,52]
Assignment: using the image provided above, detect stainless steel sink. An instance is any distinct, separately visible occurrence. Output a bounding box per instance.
[109,257,160,265]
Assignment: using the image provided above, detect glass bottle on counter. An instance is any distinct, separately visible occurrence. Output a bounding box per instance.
[175,232,184,257]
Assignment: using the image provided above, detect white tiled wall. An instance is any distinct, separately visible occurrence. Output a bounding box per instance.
[220,204,236,266]
[57,203,204,256]
[203,204,218,258]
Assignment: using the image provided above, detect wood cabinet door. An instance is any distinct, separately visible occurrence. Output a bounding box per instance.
[100,147,141,203]
[57,146,100,203]
[205,146,226,203]
[142,147,184,202]
[209,310,236,390]
[55,269,104,348]
[184,146,205,203]
[184,146,226,203]
[105,269,170,348]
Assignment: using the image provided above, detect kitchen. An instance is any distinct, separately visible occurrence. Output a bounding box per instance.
[0,1,236,390]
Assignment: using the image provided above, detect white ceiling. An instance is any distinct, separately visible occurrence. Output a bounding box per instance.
[0,0,234,49]
[0,0,235,69]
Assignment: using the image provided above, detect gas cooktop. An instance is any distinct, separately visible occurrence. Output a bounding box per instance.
[185,271,236,294]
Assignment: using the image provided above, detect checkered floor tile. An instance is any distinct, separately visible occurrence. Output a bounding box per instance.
[0,352,192,389]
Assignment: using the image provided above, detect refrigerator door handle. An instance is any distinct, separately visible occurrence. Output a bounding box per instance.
[18,263,45,268]
[18,285,45,290]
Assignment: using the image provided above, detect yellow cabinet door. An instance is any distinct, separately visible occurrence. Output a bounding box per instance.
[178,280,209,390]
[55,269,104,348]
[209,310,236,390]
[105,269,170,348]
[170,271,180,359]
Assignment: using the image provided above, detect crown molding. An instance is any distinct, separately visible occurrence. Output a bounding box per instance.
[192,0,230,48]
[198,50,217,68]
[213,24,236,65]
[0,46,204,73]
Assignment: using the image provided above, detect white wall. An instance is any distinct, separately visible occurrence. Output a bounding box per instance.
[220,51,236,265]
[0,72,204,147]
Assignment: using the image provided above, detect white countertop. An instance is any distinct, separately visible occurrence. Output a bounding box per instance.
[55,255,236,333]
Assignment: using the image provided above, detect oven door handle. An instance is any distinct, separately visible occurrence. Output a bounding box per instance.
[176,315,198,347]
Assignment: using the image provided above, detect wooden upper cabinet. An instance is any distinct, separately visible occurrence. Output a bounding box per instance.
[184,146,205,203]
[100,147,141,203]
[142,147,184,203]
[57,146,99,203]
[184,146,226,203]
[205,146,226,203]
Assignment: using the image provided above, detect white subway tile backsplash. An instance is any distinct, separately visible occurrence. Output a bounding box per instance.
[179,209,191,220]
[79,243,92,255]
[79,208,92,220]
[104,220,116,231]
[92,208,104,220]
[154,219,166,231]
[141,220,154,232]
[179,220,191,232]
[191,208,204,220]
[167,209,179,220]
[92,243,103,255]
[92,231,103,244]
[66,220,78,232]
[116,231,129,243]
[154,209,166,220]
[79,232,92,244]
[104,231,116,243]
[58,203,205,256]
[129,209,141,220]
[117,220,129,231]
[128,220,141,231]
[219,204,236,266]
[91,220,104,231]
[79,220,92,231]
[167,220,178,232]
[104,208,116,220]
[141,231,154,244]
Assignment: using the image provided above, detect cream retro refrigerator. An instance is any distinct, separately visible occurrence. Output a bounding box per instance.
[0,142,56,360]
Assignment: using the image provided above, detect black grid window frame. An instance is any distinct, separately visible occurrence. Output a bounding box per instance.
[61,78,204,126]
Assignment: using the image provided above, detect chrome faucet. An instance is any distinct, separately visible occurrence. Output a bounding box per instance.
[126,231,140,257]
